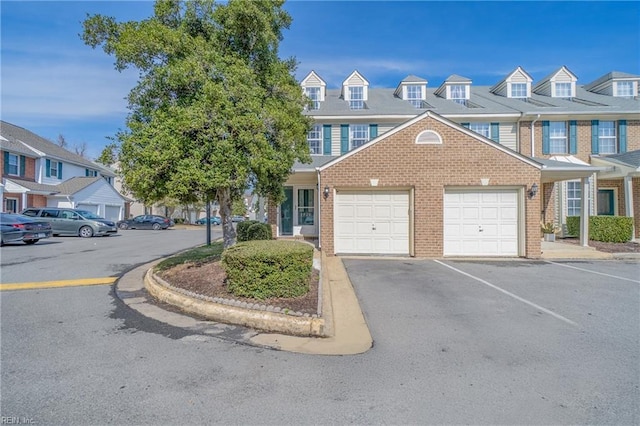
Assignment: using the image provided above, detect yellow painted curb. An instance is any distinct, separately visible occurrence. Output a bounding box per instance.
[1,277,117,291]
[144,269,327,337]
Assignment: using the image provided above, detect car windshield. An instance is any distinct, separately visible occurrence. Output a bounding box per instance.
[76,210,103,219]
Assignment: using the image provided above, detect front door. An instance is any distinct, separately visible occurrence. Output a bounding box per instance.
[281,187,293,235]
[597,189,615,215]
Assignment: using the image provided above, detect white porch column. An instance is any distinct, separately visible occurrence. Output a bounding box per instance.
[21,192,28,211]
[580,175,592,247]
[0,183,4,212]
[624,176,635,241]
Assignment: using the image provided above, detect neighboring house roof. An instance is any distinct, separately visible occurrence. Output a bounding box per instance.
[597,149,640,169]
[0,134,40,157]
[53,176,103,195]
[584,71,640,91]
[0,121,115,177]
[3,177,61,194]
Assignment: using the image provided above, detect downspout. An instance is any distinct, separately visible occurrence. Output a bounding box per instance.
[530,114,541,157]
[316,167,322,250]
[66,195,73,208]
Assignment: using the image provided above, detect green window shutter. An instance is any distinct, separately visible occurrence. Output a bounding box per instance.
[461,122,470,128]
[19,155,26,177]
[46,159,51,177]
[490,123,500,143]
[58,162,63,180]
[4,151,9,174]
[591,120,599,154]
[619,120,627,153]
[369,124,378,139]
[340,124,349,154]
[569,121,577,154]
[85,168,89,177]
[542,121,550,155]
[323,124,332,155]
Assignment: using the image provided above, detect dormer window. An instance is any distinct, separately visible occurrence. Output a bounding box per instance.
[450,85,467,105]
[348,86,364,110]
[406,85,424,107]
[554,82,572,98]
[510,83,528,98]
[615,81,635,97]
[305,87,321,110]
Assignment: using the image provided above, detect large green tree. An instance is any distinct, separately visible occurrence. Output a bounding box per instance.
[83,0,311,247]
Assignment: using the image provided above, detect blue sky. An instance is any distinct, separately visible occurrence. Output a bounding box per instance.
[2,1,639,160]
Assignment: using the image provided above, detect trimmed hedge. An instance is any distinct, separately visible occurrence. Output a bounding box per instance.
[237,220,272,242]
[565,216,633,243]
[221,240,313,299]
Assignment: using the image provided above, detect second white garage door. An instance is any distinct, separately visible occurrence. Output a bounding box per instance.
[444,189,519,256]
[335,190,409,255]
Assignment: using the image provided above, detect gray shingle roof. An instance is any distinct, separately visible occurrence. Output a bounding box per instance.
[0,121,115,177]
[401,75,428,83]
[584,71,640,91]
[53,176,102,195]
[4,178,61,194]
[445,74,472,83]
[293,156,339,172]
[600,149,640,168]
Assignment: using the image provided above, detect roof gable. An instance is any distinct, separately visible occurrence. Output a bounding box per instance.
[301,70,326,88]
[320,110,541,171]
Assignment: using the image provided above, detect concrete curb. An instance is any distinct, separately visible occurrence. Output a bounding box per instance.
[144,269,326,337]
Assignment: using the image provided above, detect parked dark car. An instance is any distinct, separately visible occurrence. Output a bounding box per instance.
[117,215,173,230]
[21,207,117,238]
[195,216,221,225]
[0,213,53,245]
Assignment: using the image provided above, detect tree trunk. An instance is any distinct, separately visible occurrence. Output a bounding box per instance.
[218,187,236,248]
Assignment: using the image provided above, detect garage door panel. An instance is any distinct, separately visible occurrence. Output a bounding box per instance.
[445,189,520,256]
[335,190,409,255]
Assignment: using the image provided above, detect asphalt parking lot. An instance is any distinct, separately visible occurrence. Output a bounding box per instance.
[343,258,640,425]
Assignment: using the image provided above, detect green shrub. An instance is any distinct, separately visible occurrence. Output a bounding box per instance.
[173,218,185,224]
[237,220,271,242]
[221,240,313,299]
[566,216,633,242]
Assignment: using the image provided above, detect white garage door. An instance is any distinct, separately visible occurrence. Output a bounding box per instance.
[76,204,99,215]
[335,190,409,255]
[444,189,519,256]
[104,205,121,221]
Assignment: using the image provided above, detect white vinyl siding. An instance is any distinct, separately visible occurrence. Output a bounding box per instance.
[499,123,517,151]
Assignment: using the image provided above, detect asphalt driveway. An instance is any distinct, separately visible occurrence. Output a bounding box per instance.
[342,258,640,425]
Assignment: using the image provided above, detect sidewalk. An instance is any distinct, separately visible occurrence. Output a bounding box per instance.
[541,240,640,260]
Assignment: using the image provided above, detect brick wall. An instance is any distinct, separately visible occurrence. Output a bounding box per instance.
[320,115,542,258]
[0,151,37,180]
[597,179,626,216]
[27,194,47,209]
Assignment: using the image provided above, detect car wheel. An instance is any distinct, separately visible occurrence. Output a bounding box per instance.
[79,226,94,238]
[24,240,38,245]
[152,223,161,230]
[119,223,129,230]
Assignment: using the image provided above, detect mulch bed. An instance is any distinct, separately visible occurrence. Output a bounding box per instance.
[559,238,640,253]
[157,261,320,315]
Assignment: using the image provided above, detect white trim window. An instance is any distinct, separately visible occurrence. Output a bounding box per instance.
[406,85,423,108]
[50,160,59,178]
[5,198,18,213]
[469,123,490,138]
[554,82,572,98]
[7,153,19,175]
[307,125,322,155]
[549,121,568,153]
[305,86,321,110]
[615,81,634,98]
[510,83,527,98]
[567,181,581,216]
[350,124,369,149]
[348,86,364,110]
[598,121,617,154]
[450,85,467,105]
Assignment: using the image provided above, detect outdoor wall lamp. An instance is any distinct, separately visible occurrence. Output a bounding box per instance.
[528,183,539,198]
[323,185,330,200]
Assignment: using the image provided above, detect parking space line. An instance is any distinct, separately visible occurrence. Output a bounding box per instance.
[546,261,640,283]
[0,277,117,291]
[433,260,578,327]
